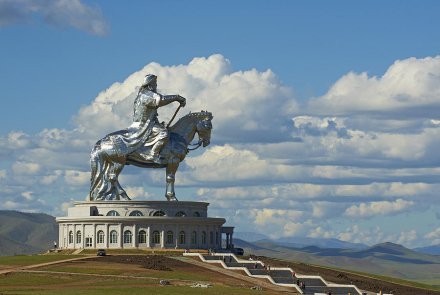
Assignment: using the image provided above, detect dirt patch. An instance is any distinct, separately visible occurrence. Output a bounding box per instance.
[88,255,174,271]
[251,255,440,295]
[85,255,257,287]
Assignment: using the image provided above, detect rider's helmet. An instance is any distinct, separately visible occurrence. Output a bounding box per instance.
[142,74,157,87]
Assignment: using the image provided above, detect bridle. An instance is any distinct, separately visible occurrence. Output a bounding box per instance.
[188,138,203,151]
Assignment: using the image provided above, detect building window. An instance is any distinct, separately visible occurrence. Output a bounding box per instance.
[191,231,197,245]
[152,210,166,216]
[179,231,185,244]
[152,231,160,244]
[202,231,207,245]
[76,230,82,244]
[129,210,143,216]
[166,231,174,244]
[193,211,201,217]
[97,230,104,244]
[123,230,132,244]
[216,232,219,245]
[110,230,118,244]
[210,231,214,244]
[175,211,186,217]
[69,231,73,244]
[138,230,147,244]
[106,210,120,216]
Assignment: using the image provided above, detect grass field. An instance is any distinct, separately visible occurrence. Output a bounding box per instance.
[0,254,282,295]
[37,264,213,281]
[0,272,264,295]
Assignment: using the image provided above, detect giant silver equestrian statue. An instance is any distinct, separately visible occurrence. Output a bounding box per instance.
[89,74,213,201]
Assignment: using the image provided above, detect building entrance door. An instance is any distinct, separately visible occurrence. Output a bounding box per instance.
[85,237,92,248]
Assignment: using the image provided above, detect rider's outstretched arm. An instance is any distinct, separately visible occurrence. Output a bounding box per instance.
[159,94,186,107]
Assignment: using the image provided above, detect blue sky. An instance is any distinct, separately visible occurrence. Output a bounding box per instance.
[0,0,439,247]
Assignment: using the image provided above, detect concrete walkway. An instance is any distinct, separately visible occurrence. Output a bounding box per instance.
[174,256,298,294]
[0,255,98,275]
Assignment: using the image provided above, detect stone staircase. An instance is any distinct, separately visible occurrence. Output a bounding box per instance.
[72,248,83,254]
[184,252,363,295]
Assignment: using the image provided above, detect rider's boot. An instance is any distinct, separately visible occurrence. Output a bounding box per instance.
[145,141,165,164]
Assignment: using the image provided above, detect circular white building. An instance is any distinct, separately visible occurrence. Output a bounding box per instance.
[57,201,234,250]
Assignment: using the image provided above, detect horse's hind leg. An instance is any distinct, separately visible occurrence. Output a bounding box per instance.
[166,160,179,201]
[89,145,106,201]
[109,159,130,200]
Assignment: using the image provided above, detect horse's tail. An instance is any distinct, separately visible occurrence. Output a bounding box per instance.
[89,143,103,201]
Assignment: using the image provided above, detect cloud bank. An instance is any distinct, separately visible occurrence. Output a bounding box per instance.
[0,54,439,247]
[0,0,108,36]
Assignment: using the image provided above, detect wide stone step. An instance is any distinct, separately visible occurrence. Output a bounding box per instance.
[225,262,254,267]
[302,285,360,295]
[298,277,326,286]
[202,255,223,260]
[267,270,292,277]
[272,277,296,284]
[248,269,269,275]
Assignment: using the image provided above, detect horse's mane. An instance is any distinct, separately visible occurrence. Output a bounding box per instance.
[169,111,213,132]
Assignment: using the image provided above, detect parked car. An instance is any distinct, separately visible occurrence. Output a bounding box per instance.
[97,249,106,256]
[232,247,244,255]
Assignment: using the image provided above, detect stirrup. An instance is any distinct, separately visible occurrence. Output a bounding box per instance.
[145,154,163,164]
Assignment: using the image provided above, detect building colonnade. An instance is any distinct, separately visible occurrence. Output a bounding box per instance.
[60,222,223,250]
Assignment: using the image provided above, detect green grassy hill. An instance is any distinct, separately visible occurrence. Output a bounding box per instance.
[236,239,440,286]
[0,210,58,256]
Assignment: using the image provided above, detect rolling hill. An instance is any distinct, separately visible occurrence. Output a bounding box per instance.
[235,238,440,284]
[414,244,440,255]
[0,210,58,256]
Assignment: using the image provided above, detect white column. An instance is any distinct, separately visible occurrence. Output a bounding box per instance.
[197,226,201,249]
[175,225,178,249]
[119,224,123,248]
[73,224,77,249]
[132,224,137,248]
[105,223,109,249]
[93,224,97,249]
[82,224,85,248]
[160,225,165,248]
[59,225,63,249]
[147,226,151,248]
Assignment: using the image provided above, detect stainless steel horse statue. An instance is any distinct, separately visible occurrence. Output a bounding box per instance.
[89,111,213,202]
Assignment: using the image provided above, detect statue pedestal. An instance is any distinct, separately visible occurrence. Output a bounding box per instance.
[56,200,230,250]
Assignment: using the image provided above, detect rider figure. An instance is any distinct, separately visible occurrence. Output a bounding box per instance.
[134,74,186,163]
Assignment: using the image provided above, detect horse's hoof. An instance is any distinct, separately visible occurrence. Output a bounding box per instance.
[166,194,178,201]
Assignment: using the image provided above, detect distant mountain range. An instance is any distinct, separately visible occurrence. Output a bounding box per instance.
[414,244,440,255]
[0,210,58,256]
[235,231,368,249]
[235,231,440,254]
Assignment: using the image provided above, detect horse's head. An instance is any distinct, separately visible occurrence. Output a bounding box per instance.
[195,111,213,147]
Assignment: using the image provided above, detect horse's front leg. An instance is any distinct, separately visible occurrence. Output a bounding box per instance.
[165,161,179,201]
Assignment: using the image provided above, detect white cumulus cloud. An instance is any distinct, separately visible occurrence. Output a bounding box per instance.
[345,199,414,218]
[309,56,440,116]
[0,0,108,36]
[12,161,40,175]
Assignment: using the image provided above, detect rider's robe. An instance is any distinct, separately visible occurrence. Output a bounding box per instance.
[109,89,168,158]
